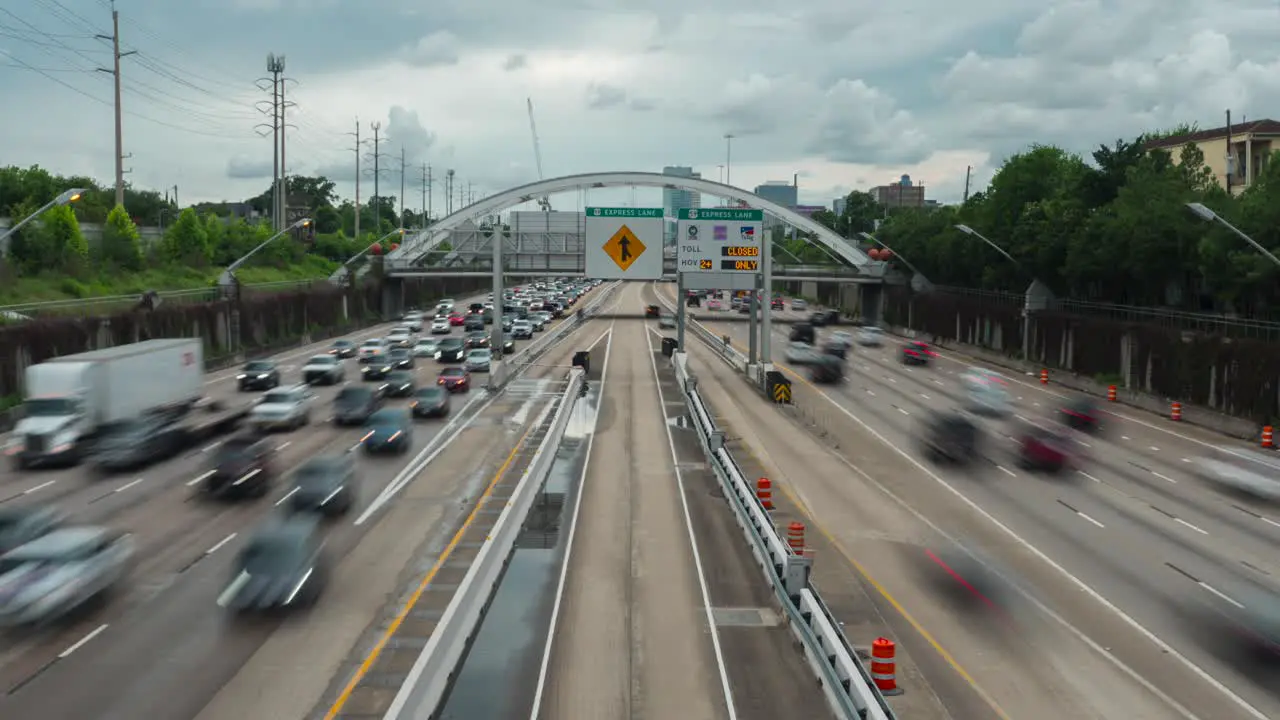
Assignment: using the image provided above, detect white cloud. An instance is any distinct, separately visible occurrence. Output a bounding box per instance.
[3,0,1279,211]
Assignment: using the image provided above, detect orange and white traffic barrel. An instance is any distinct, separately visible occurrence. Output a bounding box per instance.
[870,637,903,695]
[1171,402,1182,422]
[1107,385,1117,402]
[756,477,774,511]
[787,522,805,553]
[1263,426,1274,449]
[1039,369,1048,384]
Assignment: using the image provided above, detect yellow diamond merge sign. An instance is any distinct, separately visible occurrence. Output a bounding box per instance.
[602,224,646,272]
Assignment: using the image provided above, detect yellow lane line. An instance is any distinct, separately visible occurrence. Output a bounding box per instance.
[323,417,543,719]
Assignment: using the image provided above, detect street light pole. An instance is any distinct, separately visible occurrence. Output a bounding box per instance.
[724,133,734,186]
[1186,202,1280,269]
[0,188,85,245]
[859,231,929,279]
[954,224,1023,269]
[219,217,312,287]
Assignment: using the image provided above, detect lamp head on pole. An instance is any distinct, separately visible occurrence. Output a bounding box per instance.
[1185,202,1217,222]
[954,223,975,236]
[858,231,875,242]
[56,188,87,206]
[290,217,312,230]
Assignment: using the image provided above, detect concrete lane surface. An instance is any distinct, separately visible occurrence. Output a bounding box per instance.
[0,290,597,720]
[194,318,615,720]
[671,283,1280,719]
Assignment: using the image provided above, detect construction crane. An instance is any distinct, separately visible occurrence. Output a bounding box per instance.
[527,97,552,211]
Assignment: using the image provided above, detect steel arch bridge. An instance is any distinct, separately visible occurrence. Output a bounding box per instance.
[385,172,881,275]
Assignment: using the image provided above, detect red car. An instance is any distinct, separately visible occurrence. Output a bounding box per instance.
[438,367,471,392]
[448,313,466,326]
[901,341,935,366]
[1015,425,1080,472]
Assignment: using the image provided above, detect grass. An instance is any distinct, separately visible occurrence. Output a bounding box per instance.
[0,255,339,307]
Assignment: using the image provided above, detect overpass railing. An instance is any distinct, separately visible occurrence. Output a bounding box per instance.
[670,352,895,720]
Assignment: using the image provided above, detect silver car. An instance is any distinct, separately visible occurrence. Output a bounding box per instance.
[465,349,493,373]
[0,526,135,626]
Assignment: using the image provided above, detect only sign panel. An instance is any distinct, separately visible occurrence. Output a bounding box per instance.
[676,207,765,290]
[584,207,664,280]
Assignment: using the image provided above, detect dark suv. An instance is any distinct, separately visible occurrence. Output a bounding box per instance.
[206,435,276,499]
[920,412,981,464]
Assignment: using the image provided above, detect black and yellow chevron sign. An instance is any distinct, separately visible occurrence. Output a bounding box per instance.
[772,382,792,404]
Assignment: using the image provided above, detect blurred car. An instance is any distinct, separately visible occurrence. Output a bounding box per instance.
[387,347,415,370]
[785,342,820,365]
[527,315,546,332]
[384,371,416,398]
[465,331,490,349]
[1190,448,1280,502]
[386,327,413,348]
[829,330,855,349]
[438,366,471,392]
[249,385,315,431]
[464,314,485,332]
[448,312,466,327]
[413,338,440,358]
[217,517,328,613]
[237,360,281,391]
[465,349,493,373]
[501,317,515,333]
[1060,396,1103,433]
[770,297,784,310]
[961,369,1012,417]
[791,299,808,311]
[0,526,135,627]
[499,335,516,354]
[855,327,884,346]
[809,354,844,384]
[94,413,184,471]
[512,321,534,340]
[659,315,676,329]
[645,305,661,318]
[1015,424,1081,472]
[328,339,357,358]
[358,338,388,363]
[402,314,424,333]
[333,386,382,426]
[411,386,451,419]
[1184,580,1280,663]
[205,434,276,498]
[361,360,394,383]
[901,341,934,366]
[820,340,847,359]
[921,411,981,463]
[429,318,451,335]
[437,337,467,363]
[287,454,357,517]
[0,505,63,555]
[361,409,414,455]
[789,323,816,344]
[707,299,723,311]
[302,354,345,385]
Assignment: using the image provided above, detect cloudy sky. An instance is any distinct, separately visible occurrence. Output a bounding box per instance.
[2,0,1279,216]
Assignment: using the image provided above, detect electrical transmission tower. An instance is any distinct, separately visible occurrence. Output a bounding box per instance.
[255,54,295,231]
[398,147,407,230]
[346,117,365,239]
[365,122,390,232]
[96,1,137,209]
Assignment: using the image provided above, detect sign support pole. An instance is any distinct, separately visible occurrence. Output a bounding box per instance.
[676,272,687,352]
[761,227,773,365]
[489,225,505,387]
[748,286,759,366]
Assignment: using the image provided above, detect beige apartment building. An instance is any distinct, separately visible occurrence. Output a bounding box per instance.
[1144,118,1280,195]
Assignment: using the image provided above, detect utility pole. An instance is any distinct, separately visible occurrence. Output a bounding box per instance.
[96,1,136,209]
[347,118,362,239]
[724,133,735,186]
[255,55,285,230]
[1225,109,1234,195]
[398,147,407,229]
[445,169,455,215]
[427,162,437,226]
[278,60,295,230]
[365,122,389,233]
[172,185,179,209]
[962,166,971,203]
[466,181,473,207]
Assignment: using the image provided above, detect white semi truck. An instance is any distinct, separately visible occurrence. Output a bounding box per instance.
[6,338,249,470]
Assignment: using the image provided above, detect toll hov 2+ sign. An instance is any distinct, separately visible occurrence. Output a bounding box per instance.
[584,207,664,280]
[676,207,764,290]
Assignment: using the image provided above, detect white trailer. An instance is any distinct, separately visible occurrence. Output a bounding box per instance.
[7,339,247,469]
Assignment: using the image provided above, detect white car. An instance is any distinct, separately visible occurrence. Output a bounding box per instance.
[1191,448,1280,501]
[301,354,345,385]
[429,318,451,335]
[387,328,413,348]
[829,330,855,348]
[855,327,884,346]
[413,338,441,358]
[784,342,820,365]
[358,338,388,362]
[464,349,493,373]
[960,369,1011,417]
[512,321,534,339]
[0,526,135,626]
[250,385,315,431]
[791,299,808,311]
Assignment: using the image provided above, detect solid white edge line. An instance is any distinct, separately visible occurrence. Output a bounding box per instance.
[705,343,1266,719]
[526,325,615,719]
[643,313,739,720]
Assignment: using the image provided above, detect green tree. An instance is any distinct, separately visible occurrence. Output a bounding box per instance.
[159,207,211,265]
[100,205,144,271]
[40,204,89,273]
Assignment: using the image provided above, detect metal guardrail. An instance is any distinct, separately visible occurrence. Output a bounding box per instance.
[381,368,586,720]
[0,279,325,318]
[672,355,894,720]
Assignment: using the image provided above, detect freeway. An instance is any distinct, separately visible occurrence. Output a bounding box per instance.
[661,284,1280,720]
[0,287,606,719]
[531,283,829,720]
